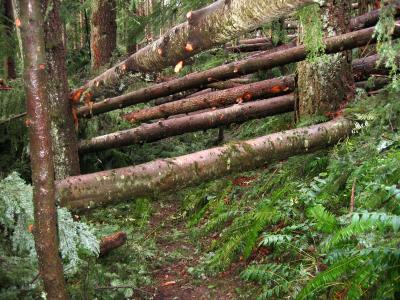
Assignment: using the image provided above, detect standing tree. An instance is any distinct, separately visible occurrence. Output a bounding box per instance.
[90,0,117,70]
[2,0,17,79]
[296,1,355,120]
[43,0,80,180]
[18,0,68,298]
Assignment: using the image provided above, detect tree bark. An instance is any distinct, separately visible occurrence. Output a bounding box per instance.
[78,0,318,97]
[43,0,80,180]
[58,118,354,210]
[99,231,127,256]
[3,0,17,79]
[78,54,388,154]
[77,22,400,118]
[123,76,295,122]
[79,95,294,154]
[18,0,68,298]
[123,53,383,123]
[296,0,354,120]
[90,0,117,70]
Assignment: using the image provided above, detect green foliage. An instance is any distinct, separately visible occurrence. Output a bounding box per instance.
[374,1,400,90]
[0,79,29,179]
[0,173,99,297]
[69,200,155,299]
[180,90,400,299]
[297,4,325,61]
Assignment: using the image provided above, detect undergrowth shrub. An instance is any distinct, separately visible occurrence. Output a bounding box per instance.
[0,172,99,298]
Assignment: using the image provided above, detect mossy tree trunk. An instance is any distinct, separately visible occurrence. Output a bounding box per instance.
[90,0,117,71]
[296,0,355,120]
[18,0,68,298]
[43,0,80,180]
[3,0,17,79]
[58,118,354,210]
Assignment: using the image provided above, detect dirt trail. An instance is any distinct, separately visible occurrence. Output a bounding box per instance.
[140,199,254,300]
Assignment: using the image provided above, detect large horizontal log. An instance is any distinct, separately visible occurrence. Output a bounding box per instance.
[122,54,384,122]
[77,0,317,98]
[79,95,294,154]
[78,72,389,155]
[123,76,295,122]
[77,20,400,118]
[58,118,354,210]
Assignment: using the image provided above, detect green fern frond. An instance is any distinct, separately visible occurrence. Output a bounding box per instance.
[296,255,365,300]
[307,205,338,234]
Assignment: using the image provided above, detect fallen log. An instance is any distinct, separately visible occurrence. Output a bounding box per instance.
[226,42,274,53]
[58,118,354,210]
[122,54,383,123]
[78,72,389,154]
[79,95,295,154]
[355,76,390,91]
[77,20,400,118]
[122,76,295,122]
[77,0,317,98]
[153,88,212,106]
[99,231,127,257]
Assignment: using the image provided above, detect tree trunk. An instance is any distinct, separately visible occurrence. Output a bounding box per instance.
[79,0,319,97]
[18,0,68,298]
[58,118,354,210]
[123,53,384,123]
[43,0,80,180]
[296,1,354,120]
[78,54,388,154]
[90,0,117,70]
[3,0,17,79]
[77,23,400,118]
[123,76,295,122]
[79,95,294,154]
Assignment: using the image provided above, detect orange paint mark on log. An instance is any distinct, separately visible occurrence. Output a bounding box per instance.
[242,92,252,101]
[185,43,194,52]
[269,85,284,93]
[28,224,34,232]
[174,61,184,73]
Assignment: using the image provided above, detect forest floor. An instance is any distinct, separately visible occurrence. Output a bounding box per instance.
[144,199,256,300]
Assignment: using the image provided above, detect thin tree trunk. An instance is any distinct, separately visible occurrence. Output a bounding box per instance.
[123,76,295,122]
[78,55,388,154]
[18,0,68,298]
[77,23,400,118]
[43,0,80,180]
[79,95,294,153]
[78,0,319,97]
[90,0,117,70]
[123,53,384,123]
[3,0,17,79]
[58,118,354,210]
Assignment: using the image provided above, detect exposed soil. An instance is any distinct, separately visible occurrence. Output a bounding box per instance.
[136,198,256,300]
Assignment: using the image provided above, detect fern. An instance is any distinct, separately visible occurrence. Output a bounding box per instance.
[296,255,366,300]
[307,205,338,234]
